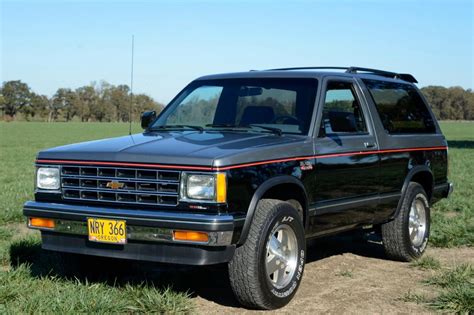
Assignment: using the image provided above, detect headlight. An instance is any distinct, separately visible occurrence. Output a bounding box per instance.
[36,167,60,190]
[181,173,226,203]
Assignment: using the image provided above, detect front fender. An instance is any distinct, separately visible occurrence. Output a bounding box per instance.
[237,175,308,245]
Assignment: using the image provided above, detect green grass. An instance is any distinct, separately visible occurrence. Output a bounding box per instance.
[410,255,441,270]
[431,122,474,247]
[0,121,473,312]
[425,263,473,288]
[398,290,426,304]
[0,264,193,314]
[425,264,474,313]
[400,264,473,312]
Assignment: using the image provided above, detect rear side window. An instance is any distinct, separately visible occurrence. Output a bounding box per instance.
[363,79,436,134]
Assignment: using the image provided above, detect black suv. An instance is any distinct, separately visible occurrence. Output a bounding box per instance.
[25,67,453,309]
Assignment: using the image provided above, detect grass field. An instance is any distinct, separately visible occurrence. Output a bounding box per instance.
[0,121,473,312]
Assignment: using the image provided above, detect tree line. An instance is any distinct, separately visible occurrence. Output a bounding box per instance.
[0,80,473,121]
[0,80,164,122]
[421,86,473,120]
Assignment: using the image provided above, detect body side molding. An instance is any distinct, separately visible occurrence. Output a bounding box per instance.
[308,192,401,216]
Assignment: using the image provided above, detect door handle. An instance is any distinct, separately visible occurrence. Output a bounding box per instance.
[364,142,376,149]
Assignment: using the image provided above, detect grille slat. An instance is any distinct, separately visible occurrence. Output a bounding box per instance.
[61,166,180,206]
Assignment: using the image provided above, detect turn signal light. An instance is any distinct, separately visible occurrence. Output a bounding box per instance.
[216,173,227,203]
[29,217,55,229]
[173,230,209,243]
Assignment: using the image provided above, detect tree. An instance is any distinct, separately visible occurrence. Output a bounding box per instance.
[111,85,130,122]
[133,94,164,121]
[97,84,121,122]
[0,80,32,119]
[30,94,50,120]
[51,88,78,121]
[421,86,474,121]
[75,86,98,122]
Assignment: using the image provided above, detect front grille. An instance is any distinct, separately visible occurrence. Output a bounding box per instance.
[60,166,180,206]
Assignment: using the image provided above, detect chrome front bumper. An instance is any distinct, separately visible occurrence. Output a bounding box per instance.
[23,201,243,247]
[28,218,233,246]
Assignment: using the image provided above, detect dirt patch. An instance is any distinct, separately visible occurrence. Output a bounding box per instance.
[193,236,473,314]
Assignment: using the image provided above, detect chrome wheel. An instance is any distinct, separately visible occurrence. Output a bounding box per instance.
[265,224,298,289]
[409,196,427,247]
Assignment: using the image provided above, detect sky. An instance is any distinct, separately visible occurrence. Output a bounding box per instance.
[1,0,473,103]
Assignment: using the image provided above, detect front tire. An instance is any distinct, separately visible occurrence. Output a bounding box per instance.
[381,182,431,261]
[228,199,306,309]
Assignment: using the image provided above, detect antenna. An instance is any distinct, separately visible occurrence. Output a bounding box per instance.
[128,35,135,135]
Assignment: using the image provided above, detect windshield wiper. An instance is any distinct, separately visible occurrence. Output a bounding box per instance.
[205,123,245,128]
[149,125,204,132]
[247,124,282,136]
[206,123,282,136]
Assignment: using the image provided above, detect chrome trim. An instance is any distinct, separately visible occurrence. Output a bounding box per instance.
[41,163,182,207]
[179,171,227,204]
[23,201,239,228]
[36,165,61,191]
[28,218,233,246]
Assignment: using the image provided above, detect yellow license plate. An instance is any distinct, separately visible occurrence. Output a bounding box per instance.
[87,218,127,244]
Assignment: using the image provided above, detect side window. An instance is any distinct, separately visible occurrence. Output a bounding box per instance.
[362,79,436,134]
[320,81,368,136]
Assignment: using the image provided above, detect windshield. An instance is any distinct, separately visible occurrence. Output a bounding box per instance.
[151,78,318,135]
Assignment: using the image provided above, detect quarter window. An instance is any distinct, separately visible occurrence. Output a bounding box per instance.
[363,79,436,134]
[320,81,368,136]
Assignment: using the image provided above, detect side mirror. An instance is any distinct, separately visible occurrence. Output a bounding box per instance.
[141,111,156,129]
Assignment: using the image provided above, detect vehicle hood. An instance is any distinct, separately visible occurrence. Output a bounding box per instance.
[37,131,314,167]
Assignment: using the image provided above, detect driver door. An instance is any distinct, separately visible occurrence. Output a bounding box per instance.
[310,77,380,233]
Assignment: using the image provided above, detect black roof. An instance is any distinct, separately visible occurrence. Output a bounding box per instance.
[197,66,418,84]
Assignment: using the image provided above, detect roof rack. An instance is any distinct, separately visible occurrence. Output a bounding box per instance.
[263,66,418,83]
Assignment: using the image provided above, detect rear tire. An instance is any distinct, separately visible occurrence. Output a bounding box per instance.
[228,199,306,309]
[381,182,430,261]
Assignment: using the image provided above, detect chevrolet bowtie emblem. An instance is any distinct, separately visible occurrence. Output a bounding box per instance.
[106,181,125,189]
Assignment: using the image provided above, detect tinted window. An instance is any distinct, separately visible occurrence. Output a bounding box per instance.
[236,88,298,126]
[363,79,436,134]
[154,78,318,135]
[320,81,368,135]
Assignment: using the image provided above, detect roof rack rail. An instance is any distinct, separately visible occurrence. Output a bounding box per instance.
[345,67,418,83]
[265,66,349,71]
[263,66,418,83]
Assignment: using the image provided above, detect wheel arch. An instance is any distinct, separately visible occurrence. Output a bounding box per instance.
[392,166,434,219]
[237,175,309,245]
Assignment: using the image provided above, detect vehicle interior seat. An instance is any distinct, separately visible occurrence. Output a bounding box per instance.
[239,106,275,125]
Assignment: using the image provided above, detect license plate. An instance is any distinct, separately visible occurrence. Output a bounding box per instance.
[87,218,127,244]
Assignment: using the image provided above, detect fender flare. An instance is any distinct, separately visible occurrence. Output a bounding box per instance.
[392,165,434,219]
[237,175,308,245]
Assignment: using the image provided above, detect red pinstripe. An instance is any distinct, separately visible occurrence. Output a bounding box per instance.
[35,159,212,171]
[36,145,447,171]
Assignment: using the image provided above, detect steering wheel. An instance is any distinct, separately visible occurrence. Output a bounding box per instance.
[271,115,300,125]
